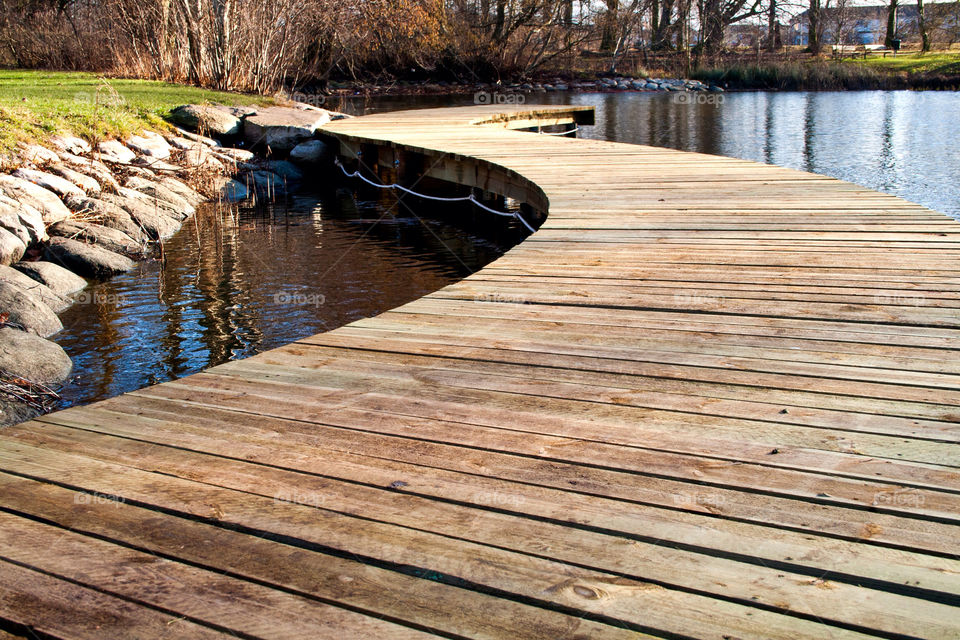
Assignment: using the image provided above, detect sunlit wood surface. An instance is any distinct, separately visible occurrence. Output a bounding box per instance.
[1,105,958,639]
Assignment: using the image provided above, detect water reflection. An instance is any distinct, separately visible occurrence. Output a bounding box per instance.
[55,191,515,407]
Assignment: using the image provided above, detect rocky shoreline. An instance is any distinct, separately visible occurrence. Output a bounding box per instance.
[0,102,343,425]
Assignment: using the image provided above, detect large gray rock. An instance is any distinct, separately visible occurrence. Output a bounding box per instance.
[12,168,85,199]
[16,143,59,164]
[49,220,146,258]
[48,135,91,155]
[14,260,87,296]
[63,196,148,243]
[0,228,26,266]
[0,175,71,224]
[58,154,121,193]
[0,280,62,336]
[159,177,205,207]
[44,237,135,279]
[0,194,46,245]
[97,139,137,165]
[100,193,181,240]
[289,140,332,164]
[125,131,172,159]
[242,106,330,152]
[211,177,249,203]
[0,327,72,384]
[121,180,194,220]
[214,147,256,163]
[181,146,224,171]
[171,127,221,147]
[0,265,70,312]
[168,105,242,137]
[265,160,303,183]
[44,164,102,195]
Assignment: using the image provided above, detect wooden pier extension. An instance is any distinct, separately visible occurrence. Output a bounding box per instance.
[1,105,958,639]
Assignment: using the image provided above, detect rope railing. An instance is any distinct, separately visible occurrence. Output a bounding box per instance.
[538,126,580,136]
[334,158,536,233]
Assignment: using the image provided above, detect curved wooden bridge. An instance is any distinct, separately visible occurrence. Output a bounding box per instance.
[1,105,959,639]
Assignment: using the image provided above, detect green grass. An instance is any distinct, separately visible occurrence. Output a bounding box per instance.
[847,51,960,75]
[0,70,273,156]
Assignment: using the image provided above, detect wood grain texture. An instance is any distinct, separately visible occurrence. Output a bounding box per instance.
[1,104,958,639]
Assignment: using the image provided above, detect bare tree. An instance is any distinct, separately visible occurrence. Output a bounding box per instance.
[884,0,898,48]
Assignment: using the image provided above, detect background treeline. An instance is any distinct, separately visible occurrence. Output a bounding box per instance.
[2,0,959,93]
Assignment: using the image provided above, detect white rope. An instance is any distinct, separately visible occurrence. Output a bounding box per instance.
[538,126,579,136]
[336,159,536,233]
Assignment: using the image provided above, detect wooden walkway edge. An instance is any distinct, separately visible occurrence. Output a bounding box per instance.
[1,104,958,639]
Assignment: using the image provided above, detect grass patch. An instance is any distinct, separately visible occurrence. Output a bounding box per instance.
[847,51,960,75]
[0,70,272,155]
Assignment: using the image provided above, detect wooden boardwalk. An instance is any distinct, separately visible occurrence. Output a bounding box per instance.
[1,104,959,639]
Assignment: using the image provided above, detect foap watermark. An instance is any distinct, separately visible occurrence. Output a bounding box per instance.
[75,291,126,306]
[475,491,525,509]
[286,91,328,108]
[674,292,721,308]
[274,488,328,508]
[673,492,726,509]
[273,291,326,307]
[873,491,925,508]
[674,92,725,106]
[873,293,926,307]
[474,91,526,105]
[74,491,126,508]
[474,292,527,304]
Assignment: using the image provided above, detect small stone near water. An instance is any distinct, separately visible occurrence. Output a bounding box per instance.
[168,105,242,137]
[0,326,72,385]
[212,176,249,203]
[159,177,205,207]
[172,127,221,148]
[123,177,195,219]
[49,220,146,258]
[265,160,303,183]
[101,193,181,240]
[0,175,71,224]
[44,164,102,195]
[44,236,136,279]
[125,132,172,159]
[14,260,87,296]
[11,168,85,199]
[0,265,71,313]
[0,228,26,266]
[97,140,137,165]
[0,280,63,337]
[215,147,256,162]
[289,140,332,164]
[63,196,148,243]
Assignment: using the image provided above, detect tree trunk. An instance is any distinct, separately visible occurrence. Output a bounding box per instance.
[492,0,506,42]
[808,0,822,54]
[917,0,930,52]
[884,0,898,48]
[766,0,779,51]
[600,0,619,51]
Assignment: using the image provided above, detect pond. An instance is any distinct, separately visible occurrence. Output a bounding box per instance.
[55,88,960,407]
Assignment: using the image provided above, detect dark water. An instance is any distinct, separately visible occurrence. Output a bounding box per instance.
[335,90,960,217]
[55,88,959,407]
[55,191,515,406]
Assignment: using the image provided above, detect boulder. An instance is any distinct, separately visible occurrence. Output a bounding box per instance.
[242,106,330,152]
[97,140,137,165]
[125,131,172,159]
[0,280,62,336]
[100,193,181,240]
[14,260,87,296]
[0,229,26,266]
[213,105,258,119]
[44,237,135,279]
[122,178,195,219]
[168,105,242,137]
[11,168,85,199]
[211,177,249,203]
[247,170,287,197]
[159,177,205,207]
[215,147,256,163]
[172,128,221,147]
[289,140,332,164]
[16,143,60,164]
[0,175,71,224]
[58,154,121,192]
[44,164,101,195]
[0,327,72,385]
[131,156,181,173]
[0,194,46,245]
[265,160,303,183]
[48,135,91,155]
[0,265,70,313]
[49,220,146,258]
[62,196,148,243]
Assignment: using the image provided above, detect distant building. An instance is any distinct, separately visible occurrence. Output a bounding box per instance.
[788,5,916,46]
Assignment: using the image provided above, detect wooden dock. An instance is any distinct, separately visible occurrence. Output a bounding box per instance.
[1,104,959,639]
